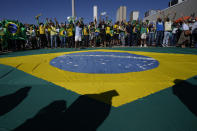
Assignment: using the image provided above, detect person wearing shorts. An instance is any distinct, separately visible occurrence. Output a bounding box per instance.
[75,22,82,49]
[140,23,148,47]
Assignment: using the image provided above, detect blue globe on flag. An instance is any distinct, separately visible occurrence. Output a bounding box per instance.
[7,22,18,35]
[50,52,160,74]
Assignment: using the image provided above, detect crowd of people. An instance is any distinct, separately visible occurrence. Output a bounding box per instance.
[0,12,197,52]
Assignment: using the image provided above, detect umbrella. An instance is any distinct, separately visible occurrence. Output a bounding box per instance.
[175,16,191,23]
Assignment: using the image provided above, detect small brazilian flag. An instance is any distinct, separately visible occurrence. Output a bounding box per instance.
[3,20,26,40]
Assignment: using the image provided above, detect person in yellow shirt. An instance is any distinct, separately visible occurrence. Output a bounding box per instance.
[105,24,111,47]
[39,23,47,48]
[46,25,51,47]
[50,23,57,48]
[113,22,120,45]
[36,16,48,48]
[67,24,74,48]
[82,25,89,47]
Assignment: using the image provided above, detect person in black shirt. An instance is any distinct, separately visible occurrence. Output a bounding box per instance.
[126,21,132,46]
[98,21,106,47]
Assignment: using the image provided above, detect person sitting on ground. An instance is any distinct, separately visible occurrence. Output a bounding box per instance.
[178,19,190,48]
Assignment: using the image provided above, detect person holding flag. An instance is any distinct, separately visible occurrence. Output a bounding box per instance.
[3,19,23,51]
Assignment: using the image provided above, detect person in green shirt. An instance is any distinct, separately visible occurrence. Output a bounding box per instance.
[59,23,67,48]
[95,27,100,47]
[0,22,8,51]
[67,24,74,48]
[89,22,95,47]
[110,27,114,46]
[18,25,27,50]
[140,22,148,47]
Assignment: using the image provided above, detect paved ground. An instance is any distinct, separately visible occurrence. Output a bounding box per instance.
[0,47,197,131]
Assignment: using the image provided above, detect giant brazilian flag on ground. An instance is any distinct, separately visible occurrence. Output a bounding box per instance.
[0,47,197,131]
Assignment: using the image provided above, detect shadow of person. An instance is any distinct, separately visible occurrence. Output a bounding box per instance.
[0,86,32,116]
[14,100,67,131]
[61,90,119,131]
[14,90,119,131]
[172,79,197,116]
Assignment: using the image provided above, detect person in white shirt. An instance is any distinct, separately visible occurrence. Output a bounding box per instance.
[75,22,82,49]
[172,23,179,46]
[182,23,189,31]
[163,18,172,47]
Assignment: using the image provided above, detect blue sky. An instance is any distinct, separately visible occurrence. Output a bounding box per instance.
[0,0,170,24]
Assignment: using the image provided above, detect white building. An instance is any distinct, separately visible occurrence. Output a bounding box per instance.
[145,10,160,17]
[169,0,185,7]
[144,0,197,22]
[72,0,75,17]
[116,6,127,22]
[130,11,139,21]
[93,6,98,22]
